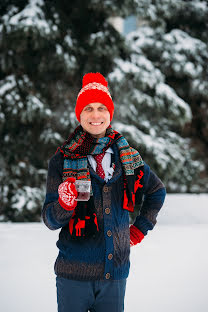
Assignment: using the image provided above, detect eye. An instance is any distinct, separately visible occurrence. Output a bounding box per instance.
[85,106,92,111]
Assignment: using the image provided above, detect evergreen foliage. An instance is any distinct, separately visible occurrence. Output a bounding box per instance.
[0,0,207,221]
[110,0,208,192]
[0,0,131,221]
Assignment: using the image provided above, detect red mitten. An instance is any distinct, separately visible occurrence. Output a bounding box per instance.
[130,225,145,247]
[58,177,78,211]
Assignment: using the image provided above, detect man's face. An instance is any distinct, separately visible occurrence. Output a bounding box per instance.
[80,102,111,138]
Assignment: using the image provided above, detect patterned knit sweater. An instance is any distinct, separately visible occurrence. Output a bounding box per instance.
[42,143,166,281]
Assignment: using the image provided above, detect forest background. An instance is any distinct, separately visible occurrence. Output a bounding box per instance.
[0,0,207,222]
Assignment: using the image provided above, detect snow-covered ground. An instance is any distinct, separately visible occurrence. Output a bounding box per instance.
[1,194,208,312]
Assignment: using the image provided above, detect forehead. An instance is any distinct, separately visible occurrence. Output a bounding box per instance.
[85,102,105,108]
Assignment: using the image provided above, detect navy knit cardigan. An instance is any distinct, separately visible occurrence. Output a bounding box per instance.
[42,143,166,281]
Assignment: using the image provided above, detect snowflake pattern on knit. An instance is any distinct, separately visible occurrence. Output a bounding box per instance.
[58,180,77,207]
[77,82,112,99]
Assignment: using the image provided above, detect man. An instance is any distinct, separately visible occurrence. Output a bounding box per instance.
[42,72,166,312]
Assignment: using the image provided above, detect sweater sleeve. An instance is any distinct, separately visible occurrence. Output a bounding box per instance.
[133,162,166,236]
[42,151,74,230]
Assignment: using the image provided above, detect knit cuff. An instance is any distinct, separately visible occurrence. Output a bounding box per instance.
[133,215,154,236]
[43,200,74,230]
[51,200,74,222]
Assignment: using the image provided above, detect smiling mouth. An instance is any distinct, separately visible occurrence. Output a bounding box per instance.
[89,122,103,126]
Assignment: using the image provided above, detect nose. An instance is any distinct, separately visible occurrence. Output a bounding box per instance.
[91,109,101,119]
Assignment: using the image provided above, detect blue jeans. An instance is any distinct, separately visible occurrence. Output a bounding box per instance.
[56,276,127,312]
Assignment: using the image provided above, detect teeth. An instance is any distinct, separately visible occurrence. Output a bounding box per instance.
[90,122,102,125]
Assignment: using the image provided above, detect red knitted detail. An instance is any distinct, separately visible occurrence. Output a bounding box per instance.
[65,177,76,183]
[123,178,134,212]
[130,225,144,247]
[134,171,144,192]
[82,72,108,87]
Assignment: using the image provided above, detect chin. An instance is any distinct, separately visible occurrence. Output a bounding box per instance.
[88,127,107,138]
[91,129,104,135]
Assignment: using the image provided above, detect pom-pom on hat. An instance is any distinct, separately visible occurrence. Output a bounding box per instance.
[75,72,114,122]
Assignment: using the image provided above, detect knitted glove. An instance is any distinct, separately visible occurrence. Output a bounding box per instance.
[58,177,78,211]
[130,225,145,247]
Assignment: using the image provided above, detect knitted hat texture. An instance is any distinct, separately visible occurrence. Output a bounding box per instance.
[75,72,114,122]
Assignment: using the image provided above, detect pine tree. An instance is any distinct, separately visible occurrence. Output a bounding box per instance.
[1,0,207,222]
[109,0,208,192]
[0,0,137,221]
[142,0,208,185]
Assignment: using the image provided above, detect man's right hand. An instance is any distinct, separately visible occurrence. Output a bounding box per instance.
[58,177,78,211]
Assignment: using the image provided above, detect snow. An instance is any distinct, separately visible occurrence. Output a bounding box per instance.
[1,194,208,312]
[0,75,16,96]
[40,129,63,144]
[163,29,208,69]
[112,121,188,171]
[0,75,50,122]
[18,95,52,122]
[56,44,63,55]
[64,35,73,48]
[6,0,51,35]
[127,26,155,47]
[184,62,201,78]
[156,82,192,120]
[90,31,105,41]
[108,21,207,192]
[191,79,208,100]
[63,53,77,70]
[56,42,77,70]
[27,95,45,110]
[191,0,207,11]
[114,59,140,75]
[108,66,125,83]
[11,186,44,211]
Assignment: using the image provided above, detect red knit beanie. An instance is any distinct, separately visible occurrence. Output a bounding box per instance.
[75,72,114,122]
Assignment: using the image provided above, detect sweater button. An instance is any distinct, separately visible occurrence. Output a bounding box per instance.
[108,253,113,260]
[107,230,112,237]
[103,186,108,193]
[105,208,110,214]
[105,273,110,279]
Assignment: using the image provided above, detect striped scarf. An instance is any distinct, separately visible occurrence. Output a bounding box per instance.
[56,124,144,210]
[56,125,144,238]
